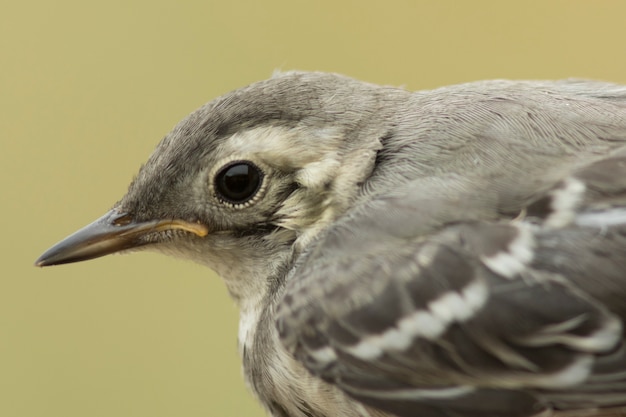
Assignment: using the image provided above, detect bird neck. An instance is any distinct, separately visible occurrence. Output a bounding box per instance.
[232,246,295,356]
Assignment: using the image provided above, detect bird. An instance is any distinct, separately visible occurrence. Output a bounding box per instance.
[36,71,626,417]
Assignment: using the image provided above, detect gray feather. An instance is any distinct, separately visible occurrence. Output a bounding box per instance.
[49,72,626,417]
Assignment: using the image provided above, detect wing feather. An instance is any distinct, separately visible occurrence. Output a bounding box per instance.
[277,149,626,417]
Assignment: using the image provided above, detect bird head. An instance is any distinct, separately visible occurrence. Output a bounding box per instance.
[36,72,398,303]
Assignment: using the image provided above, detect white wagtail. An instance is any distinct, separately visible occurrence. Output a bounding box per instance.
[37,72,626,417]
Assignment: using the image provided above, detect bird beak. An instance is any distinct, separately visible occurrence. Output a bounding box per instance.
[35,209,209,267]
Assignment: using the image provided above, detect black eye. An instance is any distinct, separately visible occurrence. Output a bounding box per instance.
[214,161,264,205]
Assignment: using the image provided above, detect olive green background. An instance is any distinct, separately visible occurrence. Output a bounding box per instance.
[3,1,626,416]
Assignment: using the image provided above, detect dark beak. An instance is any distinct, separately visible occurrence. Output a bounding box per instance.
[35,209,208,267]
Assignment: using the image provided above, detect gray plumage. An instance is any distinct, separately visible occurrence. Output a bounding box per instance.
[36,71,626,417]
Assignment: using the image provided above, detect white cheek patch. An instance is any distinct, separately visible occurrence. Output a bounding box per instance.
[223,125,344,170]
[296,158,341,189]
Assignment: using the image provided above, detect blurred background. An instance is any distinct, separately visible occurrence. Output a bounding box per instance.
[3,1,626,416]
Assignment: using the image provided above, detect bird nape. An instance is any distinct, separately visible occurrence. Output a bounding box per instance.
[36,71,626,417]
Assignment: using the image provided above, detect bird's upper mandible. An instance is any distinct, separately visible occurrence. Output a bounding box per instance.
[37,71,626,417]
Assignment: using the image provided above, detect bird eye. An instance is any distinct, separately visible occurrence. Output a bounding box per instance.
[214,161,264,205]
